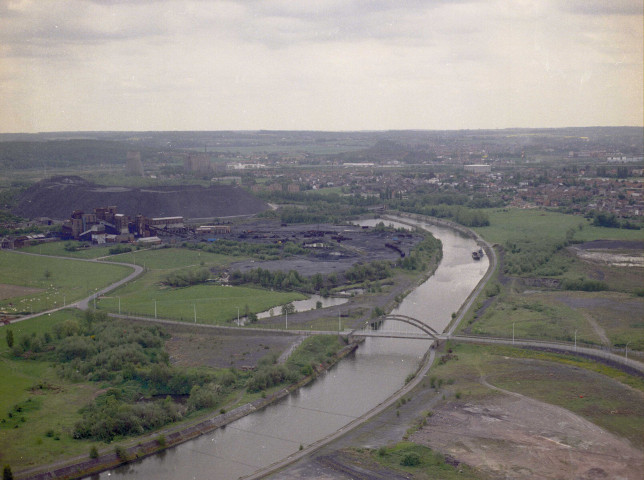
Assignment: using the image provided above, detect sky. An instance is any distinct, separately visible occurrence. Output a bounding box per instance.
[1,0,642,133]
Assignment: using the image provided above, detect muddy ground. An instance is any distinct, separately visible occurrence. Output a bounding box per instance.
[0,283,42,301]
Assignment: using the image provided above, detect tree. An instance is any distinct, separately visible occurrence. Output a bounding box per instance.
[281,303,295,315]
[5,329,13,348]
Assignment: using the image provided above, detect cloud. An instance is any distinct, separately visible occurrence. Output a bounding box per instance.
[0,0,641,132]
[560,0,643,16]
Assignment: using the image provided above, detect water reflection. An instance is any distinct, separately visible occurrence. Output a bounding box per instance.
[97,216,486,480]
[256,294,348,319]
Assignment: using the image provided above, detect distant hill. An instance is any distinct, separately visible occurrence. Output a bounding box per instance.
[12,176,269,220]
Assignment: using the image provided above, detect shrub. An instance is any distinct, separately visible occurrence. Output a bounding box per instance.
[114,446,128,461]
[400,452,421,466]
[89,446,99,459]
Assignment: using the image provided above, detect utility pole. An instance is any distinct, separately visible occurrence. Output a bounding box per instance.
[193,304,196,323]
[118,297,121,314]
[338,310,341,333]
[512,322,515,345]
[285,310,288,330]
[154,300,157,319]
[237,307,240,326]
[574,330,577,351]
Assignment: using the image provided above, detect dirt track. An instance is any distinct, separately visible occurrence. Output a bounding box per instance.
[410,387,643,479]
[269,354,644,480]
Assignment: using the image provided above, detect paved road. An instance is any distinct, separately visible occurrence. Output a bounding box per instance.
[5,250,143,323]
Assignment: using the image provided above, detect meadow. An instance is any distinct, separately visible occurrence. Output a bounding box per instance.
[465,208,644,350]
[474,208,644,244]
[22,241,114,259]
[95,247,306,324]
[0,310,105,467]
[0,250,132,314]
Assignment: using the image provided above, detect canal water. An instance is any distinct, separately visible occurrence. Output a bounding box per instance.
[96,217,487,479]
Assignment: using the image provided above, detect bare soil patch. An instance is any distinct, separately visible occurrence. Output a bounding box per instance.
[163,326,297,369]
[0,283,43,300]
[410,392,643,480]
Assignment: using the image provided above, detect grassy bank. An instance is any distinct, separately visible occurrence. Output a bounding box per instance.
[0,308,349,472]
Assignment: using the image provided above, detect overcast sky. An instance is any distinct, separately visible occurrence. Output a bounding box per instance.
[1,0,642,133]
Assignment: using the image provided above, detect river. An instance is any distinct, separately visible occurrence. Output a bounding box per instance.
[95,217,488,479]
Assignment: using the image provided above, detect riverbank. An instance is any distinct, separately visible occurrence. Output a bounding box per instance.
[20,341,361,480]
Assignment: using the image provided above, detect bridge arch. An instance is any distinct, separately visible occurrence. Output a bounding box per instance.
[363,314,440,339]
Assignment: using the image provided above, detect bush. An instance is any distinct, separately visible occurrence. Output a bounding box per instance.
[561,278,608,292]
[187,384,221,412]
[89,446,99,459]
[109,245,132,255]
[163,268,210,287]
[400,452,421,466]
[114,446,128,461]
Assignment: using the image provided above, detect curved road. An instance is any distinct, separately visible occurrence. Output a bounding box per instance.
[6,250,143,323]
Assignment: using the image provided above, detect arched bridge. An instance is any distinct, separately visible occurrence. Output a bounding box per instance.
[351,314,441,340]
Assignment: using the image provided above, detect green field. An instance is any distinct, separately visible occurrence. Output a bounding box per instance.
[22,241,115,259]
[98,283,304,325]
[95,247,306,324]
[475,208,644,244]
[0,250,132,314]
[466,292,593,342]
[0,310,105,468]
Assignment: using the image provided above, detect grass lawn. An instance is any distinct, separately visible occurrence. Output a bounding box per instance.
[21,241,114,259]
[0,250,133,314]
[94,247,306,324]
[475,208,644,244]
[98,283,305,325]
